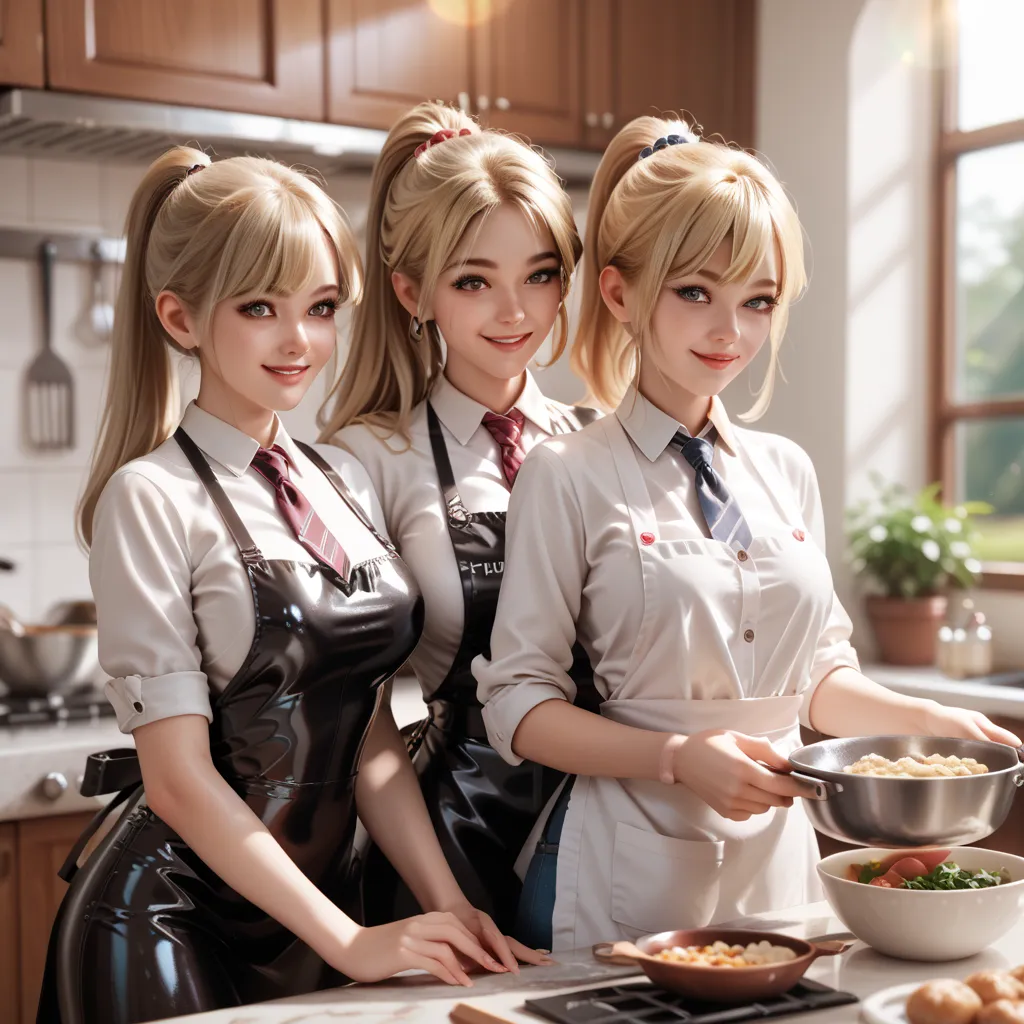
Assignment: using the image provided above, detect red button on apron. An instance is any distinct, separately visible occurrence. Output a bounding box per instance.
[793,529,806,542]
[640,531,656,545]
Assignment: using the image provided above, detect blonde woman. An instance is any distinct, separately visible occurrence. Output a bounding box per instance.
[39,147,541,1024]
[473,117,1021,951]
[317,101,599,936]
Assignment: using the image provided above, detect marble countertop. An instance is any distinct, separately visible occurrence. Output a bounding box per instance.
[147,900,1024,1023]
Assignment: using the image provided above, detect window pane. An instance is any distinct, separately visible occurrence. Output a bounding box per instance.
[957,0,1024,131]
[955,418,1024,563]
[955,144,1024,402]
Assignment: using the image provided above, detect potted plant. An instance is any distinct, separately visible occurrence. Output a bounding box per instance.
[846,476,989,666]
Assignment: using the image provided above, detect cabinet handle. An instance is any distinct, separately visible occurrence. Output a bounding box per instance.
[495,96,510,111]
[586,112,599,127]
[457,91,470,113]
[602,111,615,129]
[477,95,490,111]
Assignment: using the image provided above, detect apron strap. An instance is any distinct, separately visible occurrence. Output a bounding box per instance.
[426,403,470,522]
[174,428,265,566]
[294,440,396,552]
[57,783,138,883]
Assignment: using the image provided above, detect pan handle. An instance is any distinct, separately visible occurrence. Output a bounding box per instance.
[808,939,853,960]
[592,941,647,966]
[761,763,840,802]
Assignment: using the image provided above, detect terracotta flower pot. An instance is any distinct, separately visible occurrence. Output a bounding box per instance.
[864,594,949,666]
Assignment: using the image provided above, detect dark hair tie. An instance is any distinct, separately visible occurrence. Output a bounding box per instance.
[185,163,205,177]
[638,131,698,161]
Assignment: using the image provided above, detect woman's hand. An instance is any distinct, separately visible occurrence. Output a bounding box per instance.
[442,901,555,972]
[672,729,808,821]
[337,911,513,986]
[919,701,1022,747]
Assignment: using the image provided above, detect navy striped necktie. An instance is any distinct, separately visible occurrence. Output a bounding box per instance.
[669,426,753,552]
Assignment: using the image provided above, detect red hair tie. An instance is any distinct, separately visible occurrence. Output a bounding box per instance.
[414,127,472,159]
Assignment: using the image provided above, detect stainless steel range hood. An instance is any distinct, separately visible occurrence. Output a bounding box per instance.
[0,88,599,184]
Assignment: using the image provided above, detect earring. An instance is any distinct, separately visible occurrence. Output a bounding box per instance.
[409,316,423,341]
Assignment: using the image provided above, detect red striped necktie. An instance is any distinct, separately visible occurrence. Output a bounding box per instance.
[251,445,351,581]
[482,408,526,488]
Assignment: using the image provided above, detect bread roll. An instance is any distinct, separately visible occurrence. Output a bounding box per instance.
[906,979,984,1024]
[976,1000,1024,1024]
[965,973,1024,1004]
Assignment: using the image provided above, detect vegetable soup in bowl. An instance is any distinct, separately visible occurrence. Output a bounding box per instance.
[818,847,1024,961]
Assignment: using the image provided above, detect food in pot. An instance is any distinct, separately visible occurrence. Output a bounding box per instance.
[846,849,1009,889]
[977,1001,1024,1024]
[966,972,1024,1004]
[653,939,797,967]
[906,979,983,1024]
[843,752,988,777]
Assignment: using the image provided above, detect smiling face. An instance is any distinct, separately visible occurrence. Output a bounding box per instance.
[601,237,779,421]
[396,202,564,407]
[158,231,340,441]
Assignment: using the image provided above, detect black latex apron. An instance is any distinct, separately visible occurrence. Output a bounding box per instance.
[37,431,423,1024]
[361,403,599,935]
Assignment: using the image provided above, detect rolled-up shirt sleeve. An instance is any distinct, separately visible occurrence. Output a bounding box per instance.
[791,447,860,729]
[473,443,587,765]
[91,469,211,733]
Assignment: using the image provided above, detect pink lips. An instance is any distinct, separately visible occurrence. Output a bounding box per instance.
[693,352,739,370]
[483,332,531,352]
[263,365,310,381]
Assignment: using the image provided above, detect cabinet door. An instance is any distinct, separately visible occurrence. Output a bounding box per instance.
[17,813,93,1024]
[45,0,324,120]
[584,0,756,150]
[0,824,17,1024]
[0,0,43,87]
[328,0,473,128]
[472,0,582,147]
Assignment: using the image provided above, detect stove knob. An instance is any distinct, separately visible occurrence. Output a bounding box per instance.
[41,772,68,800]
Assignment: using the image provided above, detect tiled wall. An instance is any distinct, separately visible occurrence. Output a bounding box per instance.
[0,155,377,624]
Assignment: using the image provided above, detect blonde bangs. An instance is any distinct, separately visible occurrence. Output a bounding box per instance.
[202,189,360,318]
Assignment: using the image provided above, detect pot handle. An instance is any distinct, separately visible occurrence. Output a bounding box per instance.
[808,939,853,960]
[592,941,648,966]
[761,763,839,802]
[1014,747,1024,788]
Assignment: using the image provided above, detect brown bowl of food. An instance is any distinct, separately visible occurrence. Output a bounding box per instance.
[592,927,850,1001]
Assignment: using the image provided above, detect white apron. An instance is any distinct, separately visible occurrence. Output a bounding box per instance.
[532,416,825,950]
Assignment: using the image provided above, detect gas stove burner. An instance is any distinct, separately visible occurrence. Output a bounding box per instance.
[0,687,115,726]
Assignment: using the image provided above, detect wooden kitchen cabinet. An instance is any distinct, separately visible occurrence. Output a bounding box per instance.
[0,824,18,1024]
[327,0,474,128]
[45,0,325,120]
[16,812,93,1024]
[0,0,44,88]
[471,0,583,147]
[583,0,756,150]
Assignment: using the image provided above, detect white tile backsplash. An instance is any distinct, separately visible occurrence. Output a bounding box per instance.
[0,154,374,623]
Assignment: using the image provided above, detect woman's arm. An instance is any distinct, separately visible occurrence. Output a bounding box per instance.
[806,666,1022,745]
[136,714,506,985]
[354,691,549,969]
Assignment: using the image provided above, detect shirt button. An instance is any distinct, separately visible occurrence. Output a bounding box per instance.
[737,550,749,562]
[132,700,145,713]
[743,628,755,643]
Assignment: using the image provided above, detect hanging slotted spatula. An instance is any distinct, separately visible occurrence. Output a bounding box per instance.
[25,241,74,450]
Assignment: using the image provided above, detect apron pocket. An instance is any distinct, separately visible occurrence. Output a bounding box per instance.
[610,822,724,935]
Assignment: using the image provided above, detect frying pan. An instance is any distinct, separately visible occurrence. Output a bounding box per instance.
[592,927,849,1001]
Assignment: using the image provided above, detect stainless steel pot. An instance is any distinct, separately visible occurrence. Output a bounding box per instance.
[0,624,99,696]
[787,735,1024,848]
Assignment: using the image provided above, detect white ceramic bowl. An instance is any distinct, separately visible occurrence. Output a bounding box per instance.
[817,846,1024,961]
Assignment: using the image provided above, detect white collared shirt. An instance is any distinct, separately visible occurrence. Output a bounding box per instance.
[474,386,860,762]
[321,371,591,698]
[92,402,387,733]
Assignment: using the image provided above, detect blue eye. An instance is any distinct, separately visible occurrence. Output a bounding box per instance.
[675,286,710,303]
[745,296,778,312]
[241,301,273,317]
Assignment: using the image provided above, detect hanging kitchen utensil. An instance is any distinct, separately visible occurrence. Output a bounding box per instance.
[25,240,75,450]
[87,241,114,343]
